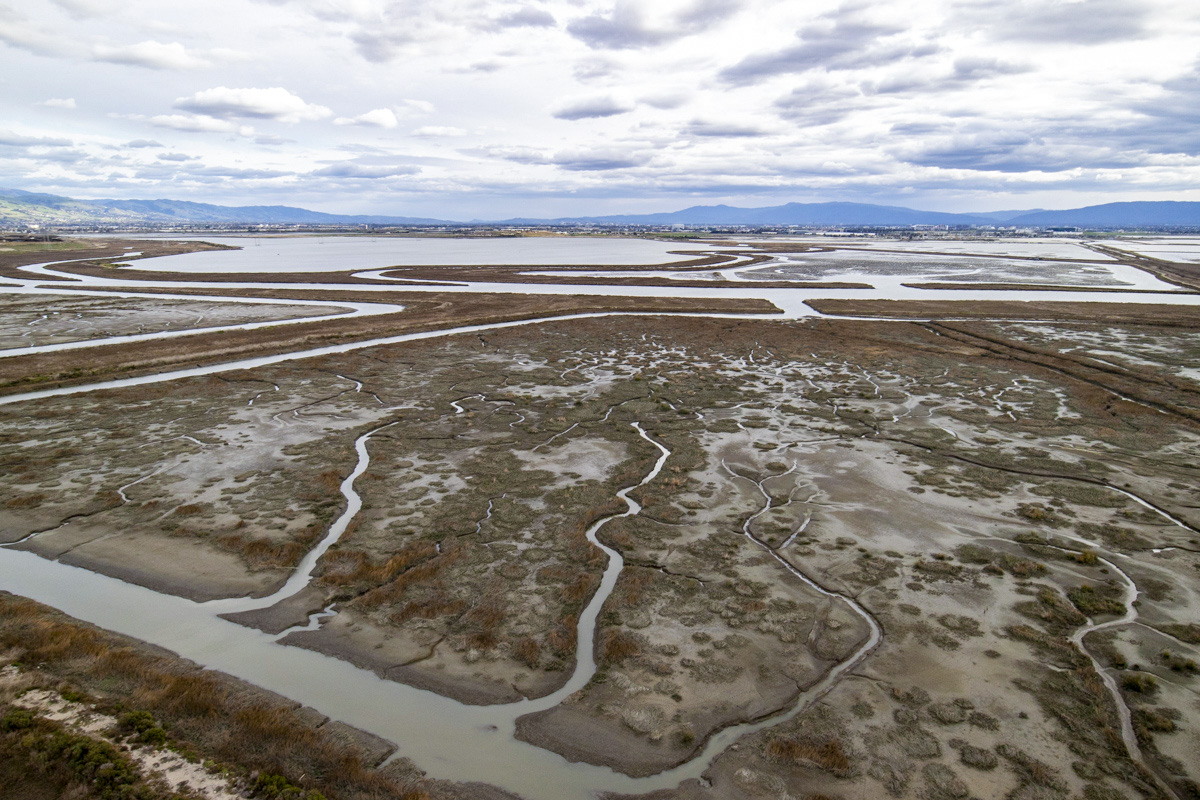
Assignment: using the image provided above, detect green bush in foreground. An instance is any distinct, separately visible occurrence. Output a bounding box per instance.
[0,706,176,800]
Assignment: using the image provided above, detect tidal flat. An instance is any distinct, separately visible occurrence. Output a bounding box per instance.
[0,235,1197,800]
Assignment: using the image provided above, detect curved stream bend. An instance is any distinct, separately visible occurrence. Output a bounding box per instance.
[201,421,400,615]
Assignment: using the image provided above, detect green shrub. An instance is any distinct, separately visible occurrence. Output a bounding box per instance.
[1,708,35,731]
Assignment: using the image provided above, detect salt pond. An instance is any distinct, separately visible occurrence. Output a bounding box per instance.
[118,235,713,273]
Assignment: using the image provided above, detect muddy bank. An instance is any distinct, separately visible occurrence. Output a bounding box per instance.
[515,703,706,777]
[22,530,287,603]
[806,297,1200,325]
[278,623,542,705]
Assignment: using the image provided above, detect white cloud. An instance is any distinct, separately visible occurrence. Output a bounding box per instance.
[92,40,212,70]
[334,108,399,128]
[395,99,436,116]
[413,125,467,137]
[0,5,71,57]
[4,0,1200,216]
[39,98,76,109]
[174,87,332,123]
[51,0,121,17]
[148,114,253,136]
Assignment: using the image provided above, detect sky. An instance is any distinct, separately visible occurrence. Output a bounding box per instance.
[2,0,1200,219]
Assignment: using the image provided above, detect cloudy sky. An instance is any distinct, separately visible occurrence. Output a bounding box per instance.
[2,0,1199,218]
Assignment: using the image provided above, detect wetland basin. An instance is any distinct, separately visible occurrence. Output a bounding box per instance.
[113,235,713,273]
[2,235,1199,800]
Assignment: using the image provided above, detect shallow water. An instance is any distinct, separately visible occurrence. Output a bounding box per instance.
[746,249,1176,290]
[117,235,712,273]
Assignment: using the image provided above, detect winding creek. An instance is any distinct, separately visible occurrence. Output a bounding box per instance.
[1,238,1197,797]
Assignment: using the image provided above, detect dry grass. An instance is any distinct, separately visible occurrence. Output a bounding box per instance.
[319,543,436,588]
[512,637,542,669]
[600,629,643,666]
[4,493,44,509]
[547,616,577,657]
[765,735,852,773]
[216,533,309,570]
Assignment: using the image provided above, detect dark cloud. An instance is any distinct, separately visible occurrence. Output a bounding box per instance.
[573,58,619,81]
[460,60,503,73]
[720,6,935,84]
[469,145,550,165]
[897,129,1141,173]
[254,134,294,146]
[888,121,953,135]
[349,29,418,63]
[860,57,1030,96]
[0,130,73,147]
[568,0,743,50]
[1129,61,1200,154]
[19,148,90,164]
[685,121,769,138]
[188,165,294,179]
[312,163,421,179]
[964,0,1152,44]
[773,82,864,126]
[552,96,632,120]
[952,56,1029,80]
[479,145,650,171]
[641,91,689,110]
[50,0,116,19]
[485,7,556,31]
[551,150,650,171]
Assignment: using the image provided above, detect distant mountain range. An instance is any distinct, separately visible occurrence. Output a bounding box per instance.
[0,188,443,227]
[2,188,1198,230]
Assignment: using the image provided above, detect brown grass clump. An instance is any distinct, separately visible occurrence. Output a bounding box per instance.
[357,545,460,610]
[613,569,654,607]
[600,629,643,665]
[547,616,577,657]
[217,533,308,570]
[461,592,507,649]
[765,735,852,773]
[319,543,436,588]
[315,469,344,492]
[4,493,44,509]
[512,637,542,669]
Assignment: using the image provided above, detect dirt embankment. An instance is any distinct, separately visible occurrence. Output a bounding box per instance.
[0,239,236,282]
[376,252,868,290]
[0,293,778,396]
[806,298,1200,326]
[902,281,1199,294]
